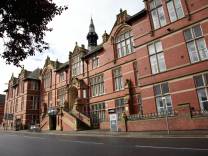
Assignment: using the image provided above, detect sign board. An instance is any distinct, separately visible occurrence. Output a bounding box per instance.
[109,113,118,132]
[108,109,115,114]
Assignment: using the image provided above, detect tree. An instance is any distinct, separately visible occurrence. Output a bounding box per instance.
[0,0,67,66]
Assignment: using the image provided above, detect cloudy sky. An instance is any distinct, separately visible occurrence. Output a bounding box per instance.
[0,0,144,94]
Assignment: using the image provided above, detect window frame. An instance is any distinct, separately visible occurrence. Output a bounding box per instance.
[113,67,124,91]
[148,41,166,74]
[150,0,167,29]
[166,0,184,22]
[194,73,208,112]
[154,82,173,115]
[115,30,134,59]
[184,25,208,63]
[90,74,104,97]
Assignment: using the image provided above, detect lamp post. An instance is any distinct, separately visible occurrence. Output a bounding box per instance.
[162,97,170,135]
[59,104,64,131]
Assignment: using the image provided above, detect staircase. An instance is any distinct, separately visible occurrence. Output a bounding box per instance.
[40,116,49,130]
[70,109,91,127]
[62,110,77,131]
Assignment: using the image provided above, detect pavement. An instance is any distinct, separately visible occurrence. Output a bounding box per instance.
[1,127,208,138]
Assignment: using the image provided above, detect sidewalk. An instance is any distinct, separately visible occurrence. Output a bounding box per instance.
[1,128,208,138]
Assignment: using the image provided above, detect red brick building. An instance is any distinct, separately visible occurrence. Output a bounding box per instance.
[5,0,208,132]
[4,68,41,130]
[40,0,208,132]
[0,94,5,125]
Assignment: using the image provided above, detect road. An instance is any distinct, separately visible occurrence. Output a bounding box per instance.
[0,132,208,156]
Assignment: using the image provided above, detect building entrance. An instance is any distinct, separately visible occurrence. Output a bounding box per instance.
[49,115,56,130]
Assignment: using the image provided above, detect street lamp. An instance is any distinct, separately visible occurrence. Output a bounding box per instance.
[162,97,170,135]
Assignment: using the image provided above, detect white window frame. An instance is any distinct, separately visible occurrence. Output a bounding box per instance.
[150,0,167,29]
[184,25,208,63]
[113,67,124,91]
[167,0,184,22]
[194,73,208,112]
[90,74,104,97]
[116,31,134,58]
[154,82,173,115]
[92,55,99,69]
[148,41,166,74]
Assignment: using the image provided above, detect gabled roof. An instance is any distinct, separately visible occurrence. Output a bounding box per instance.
[126,9,147,24]
[55,61,69,72]
[24,68,41,80]
[83,44,103,59]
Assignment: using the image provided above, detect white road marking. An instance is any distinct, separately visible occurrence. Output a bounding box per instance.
[23,135,46,140]
[135,145,208,151]
[59,139,104,145]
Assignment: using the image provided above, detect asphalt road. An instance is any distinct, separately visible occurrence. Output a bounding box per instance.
[0,133,208,156]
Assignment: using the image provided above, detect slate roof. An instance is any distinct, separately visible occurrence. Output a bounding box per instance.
[83,44,103,59]
[55,61,69,72]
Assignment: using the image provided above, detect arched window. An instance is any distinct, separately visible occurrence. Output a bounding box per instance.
[116,30,134,58]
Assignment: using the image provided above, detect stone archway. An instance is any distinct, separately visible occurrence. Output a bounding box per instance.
[68,86,78,111]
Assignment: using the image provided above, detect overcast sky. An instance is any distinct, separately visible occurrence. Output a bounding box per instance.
[0,0,144,94]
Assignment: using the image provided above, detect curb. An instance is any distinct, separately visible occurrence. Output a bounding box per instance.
[1,130,208,139]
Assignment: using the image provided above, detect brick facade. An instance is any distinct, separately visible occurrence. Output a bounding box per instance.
[0,94,5,125]
[4,0,208,131]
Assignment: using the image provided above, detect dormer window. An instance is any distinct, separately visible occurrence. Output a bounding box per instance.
[150,0,166,29]
[116,30,134,58]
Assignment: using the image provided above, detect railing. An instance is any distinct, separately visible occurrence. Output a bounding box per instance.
[127,111,177,121]
[191,110,208,117]
[71,109,91,127]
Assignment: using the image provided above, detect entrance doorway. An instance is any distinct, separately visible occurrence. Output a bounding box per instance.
[49,115,56,130]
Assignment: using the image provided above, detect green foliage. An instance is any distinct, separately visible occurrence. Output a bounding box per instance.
[0,0,68,66]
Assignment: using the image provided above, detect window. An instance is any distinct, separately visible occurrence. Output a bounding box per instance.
[57,87,65,106]
[59,72,65,82]
[167,0,184,22]
[31,115,38,125]
[148,41,166,74]
[90,102,106,125]
[72,54,83,76]
[90,74,104,97]
[154,82,173,114]
[184,25,208,63]
[116,31,134,58]
[31,96,39,110]
[21,96,24,111]
[150,0,166,29]
[48,91,52,107]
[115,98,125,120]
[113,67,124,91]
[43,72,51,88]
[31,81,39,90]
[137,94,143,115]
[83,89,87,98]
[194,73,208,111]
[92,55,99,69]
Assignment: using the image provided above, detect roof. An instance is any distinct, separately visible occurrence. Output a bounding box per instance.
[24,68,41,80]
[55,61,69,72]
[0,94,5,104]
[83,44,103,59]
[126,9,147,24]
